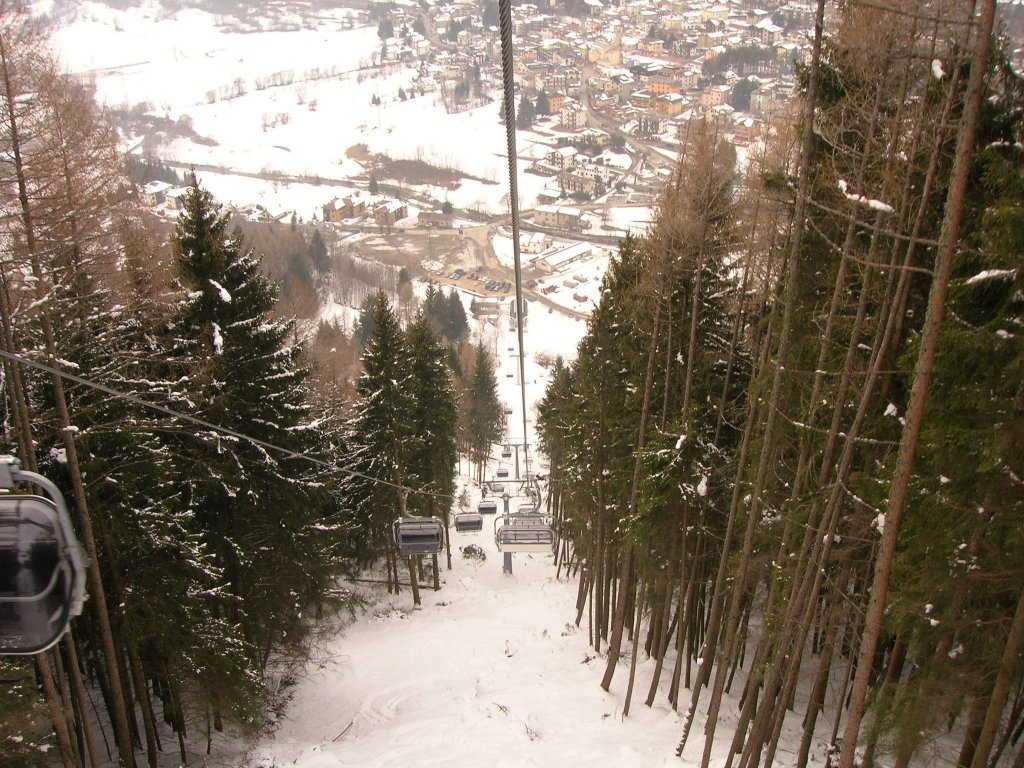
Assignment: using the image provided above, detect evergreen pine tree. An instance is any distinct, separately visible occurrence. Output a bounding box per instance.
[406,315,458,523]
[536,89,551,115]
[343,290,415,563]
[516,93,535,128]
[168,177,338,668]
[308,228,329,274]
[464,342,504,480]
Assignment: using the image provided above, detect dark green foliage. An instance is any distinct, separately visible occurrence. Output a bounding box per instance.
[481,0,498,27]
[422,284,469,344]
[728,77,757,110]
[516,93,535,128]
[354,292,379,346]
[343,291,415,559]
[702,45,773,78]
[0,661,48,767]
[536,89,551,116]
[377,17,394,39]
[463,342,504,478]
[167,178,343,675]
[405,316,459,518]
[308,228,329,274]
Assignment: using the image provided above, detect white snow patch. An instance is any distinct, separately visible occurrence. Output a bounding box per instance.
[965,268,1015,285]
[212,323,224,354]
[932,59,945,79]
[837,179,895,213]
[210,279,233,303]
[884,402,898,417]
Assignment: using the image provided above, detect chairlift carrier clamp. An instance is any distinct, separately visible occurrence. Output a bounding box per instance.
[0,456,87,655]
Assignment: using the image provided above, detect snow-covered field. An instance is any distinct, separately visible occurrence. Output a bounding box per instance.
[50,0,561,218]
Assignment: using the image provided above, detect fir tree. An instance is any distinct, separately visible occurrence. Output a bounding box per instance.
[343,291,415,567]
[536,89,551,115]
[308,228,329,274]
[516,93,535,129]
[464,342,504,481]
[168,177,338,669]
[405,315,458,524]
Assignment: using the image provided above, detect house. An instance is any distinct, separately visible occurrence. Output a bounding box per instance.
[534,204,582,230]
[649,76,681,95]
[654,92,686,116]
[164,187,191,211]
[560,102,586,130]
[522,231,549,254]
[139,180,171,207]
[700,84,730,107]
[733,117,762,145]
[637,112,666,136]
[547,145,578,170]
[558,170,598,196]
[323,192,372,222]
[374,200,408,226]
[548,92,566,113]
[418,209,455,228]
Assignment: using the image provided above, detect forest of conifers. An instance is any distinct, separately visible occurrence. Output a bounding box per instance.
[0,2,506,765]
[1,0,1022,766]
[535,0,1023,766]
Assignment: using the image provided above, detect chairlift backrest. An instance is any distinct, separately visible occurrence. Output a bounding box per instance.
[488,482,505,494]
[0,490,85,656]
[393,517,444,556]
[496,468,509,479]
[495,519,555,554]
[454,512,483,533]
[477,500,498,515]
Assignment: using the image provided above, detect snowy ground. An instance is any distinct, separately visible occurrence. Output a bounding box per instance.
[50,0,561,219]
[239,309,711,768]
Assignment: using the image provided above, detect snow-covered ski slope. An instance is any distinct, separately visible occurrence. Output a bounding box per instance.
[234,295,779,768]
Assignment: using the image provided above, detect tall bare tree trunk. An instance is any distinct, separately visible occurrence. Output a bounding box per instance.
[969,590,1024,768]
[0,31,135,768]
[600,299,662,691]
[837,2,997,764]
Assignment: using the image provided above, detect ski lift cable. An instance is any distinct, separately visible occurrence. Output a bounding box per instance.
[0,348,452,503]
[497,0,531,477]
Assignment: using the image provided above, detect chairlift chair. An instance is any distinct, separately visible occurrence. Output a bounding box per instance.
[494,517,555,554]
[392,516,444,556]
[488,482,505,494]
[501,445,512,459]
[477,499,498,515]
[496,468,509,479]
[454,512,483,533]
[0,458,86,656]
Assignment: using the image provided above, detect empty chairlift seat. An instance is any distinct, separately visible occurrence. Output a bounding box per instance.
[488,482,505,494]
[393,517,444,556]
[495,519,555,553]
[454,512,483,532]
[496,468,509,479]
[501,445,512,458]
[477,499,498,515]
